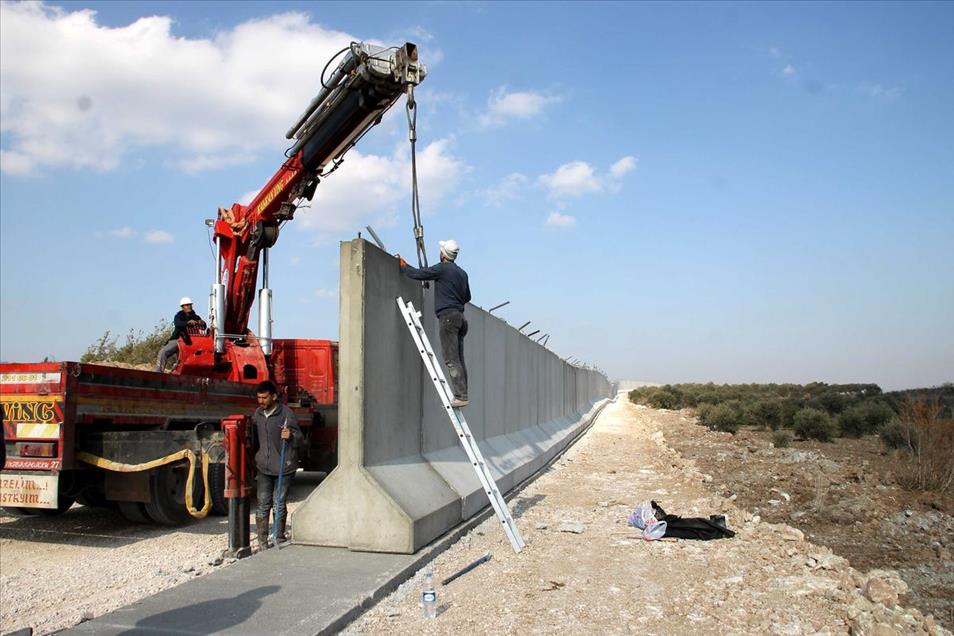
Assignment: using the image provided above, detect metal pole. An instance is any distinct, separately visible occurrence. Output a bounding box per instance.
[518,321,531,332]
[535,333,548,342]
[228,495,249,557]
[488,301,510,314]
[526,329,540,338]
[365,225,387,251]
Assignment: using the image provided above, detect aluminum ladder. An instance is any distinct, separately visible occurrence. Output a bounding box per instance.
[397,296,526,553]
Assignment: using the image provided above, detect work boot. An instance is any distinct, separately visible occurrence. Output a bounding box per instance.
[255,514,270,550]
[277,511,288,544]
[450,397,469,408]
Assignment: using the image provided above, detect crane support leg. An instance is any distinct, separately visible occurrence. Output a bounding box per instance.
[223,415,253,558]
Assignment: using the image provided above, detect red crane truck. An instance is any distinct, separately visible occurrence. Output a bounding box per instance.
[0,42,426,525]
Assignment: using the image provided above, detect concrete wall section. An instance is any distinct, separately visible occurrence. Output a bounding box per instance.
[293,240,614,553]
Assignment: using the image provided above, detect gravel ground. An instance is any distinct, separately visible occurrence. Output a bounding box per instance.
[345,398,949,636]
[0,472,323,635]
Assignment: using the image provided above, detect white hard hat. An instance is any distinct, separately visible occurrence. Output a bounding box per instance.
[439,239,460,261]
[179,296,194,306]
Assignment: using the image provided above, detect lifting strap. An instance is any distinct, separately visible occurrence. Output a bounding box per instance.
[76,448,213,519]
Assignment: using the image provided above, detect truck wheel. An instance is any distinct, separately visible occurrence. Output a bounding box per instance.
[117,501,152,524]
[144,464,191,526]
[207,463,228,516]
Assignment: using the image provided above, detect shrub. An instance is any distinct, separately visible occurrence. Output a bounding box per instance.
[701,403,741,434]
[893,400,953,493]
[81,321,171,366]
[646,386,683,410]
[839,401,895,438]
[793,408,837,442]
[811,391,851,415]
[750,399,783,430]
[772,431,792,448]
[880,419,914,450]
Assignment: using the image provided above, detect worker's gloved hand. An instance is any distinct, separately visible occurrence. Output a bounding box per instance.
[396,254,407,268]
[280,427,291,440]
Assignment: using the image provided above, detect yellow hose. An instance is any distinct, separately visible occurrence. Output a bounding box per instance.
[76,448,212,519]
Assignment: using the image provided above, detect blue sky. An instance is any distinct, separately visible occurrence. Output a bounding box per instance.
[1,1,952,390]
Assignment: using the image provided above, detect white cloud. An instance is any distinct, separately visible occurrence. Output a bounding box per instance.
[479,87,560,127]
[610,156,637,178]
[0,3,360,175]
[314,288,336,298]
[110,226,136,238]
[545,212,576,228]
[781,64,797,77]
[289,138,465,234]
[538,156,637,200]
[143,230,174,244]
[769,47,781,58]
[857,82,903,100]
[480,172,528,207]
[539,161,601,198]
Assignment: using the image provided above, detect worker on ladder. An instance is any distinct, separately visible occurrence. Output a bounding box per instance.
[398,239,471,407]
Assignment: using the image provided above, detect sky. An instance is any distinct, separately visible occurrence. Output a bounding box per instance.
[1,1,952,391]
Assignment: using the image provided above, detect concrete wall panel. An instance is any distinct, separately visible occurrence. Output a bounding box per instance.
[293,240,613,553]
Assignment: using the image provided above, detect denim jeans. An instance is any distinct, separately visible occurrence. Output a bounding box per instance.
[439,310,468,400]
[256,471,294,520]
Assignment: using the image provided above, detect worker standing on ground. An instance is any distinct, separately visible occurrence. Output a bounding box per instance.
[252,380,303,548]
[397,240,472,407]
[155,297,206,372]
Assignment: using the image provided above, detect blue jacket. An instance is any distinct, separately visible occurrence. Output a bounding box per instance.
[402,260,471,316]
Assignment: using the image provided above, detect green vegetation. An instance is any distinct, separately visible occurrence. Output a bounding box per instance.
[793,407,837,442]
[627,382,952,442]
[81,321,171,366]
[628,381,953,493]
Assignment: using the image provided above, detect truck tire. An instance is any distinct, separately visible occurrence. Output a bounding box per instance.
[207,463,228,516]
[144,464,191,526]
[117,501,152,524]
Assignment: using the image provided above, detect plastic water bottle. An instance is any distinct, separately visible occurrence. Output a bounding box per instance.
[421,570,437,619]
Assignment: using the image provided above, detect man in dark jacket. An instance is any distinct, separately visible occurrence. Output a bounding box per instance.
[155,297,206,372]
[252,380,303,548]
[398,239,472,407]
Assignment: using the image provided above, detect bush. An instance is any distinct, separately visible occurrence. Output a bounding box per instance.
[646,386,683,410]
[893,400,953,493]
[701,403,741,434]
[839,401,895,438]
[81,321,171,366]
[793,408,837,442]
[880,419,914,450]
[772,431,792,448]
[750,399,783,430]
[811,391,851,415]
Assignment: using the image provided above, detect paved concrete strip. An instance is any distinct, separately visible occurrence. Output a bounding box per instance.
[65,398,613,636]
[64,546,420,636]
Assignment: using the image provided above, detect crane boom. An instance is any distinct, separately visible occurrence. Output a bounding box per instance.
[175,41,425,383]
[211,42,425,348]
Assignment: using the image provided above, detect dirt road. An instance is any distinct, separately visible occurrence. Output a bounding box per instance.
[0,472,323,635]
[347,397,947,635]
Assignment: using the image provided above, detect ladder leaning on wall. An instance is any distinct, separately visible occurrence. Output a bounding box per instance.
[396,296,526,554]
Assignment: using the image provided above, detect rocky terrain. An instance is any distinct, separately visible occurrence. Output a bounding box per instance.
[346,398,949,635]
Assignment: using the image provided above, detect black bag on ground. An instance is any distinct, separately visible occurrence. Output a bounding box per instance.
[651,500,735,540]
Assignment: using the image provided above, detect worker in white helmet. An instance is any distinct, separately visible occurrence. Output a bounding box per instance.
[155,297,207,373]
[397,240,472,407]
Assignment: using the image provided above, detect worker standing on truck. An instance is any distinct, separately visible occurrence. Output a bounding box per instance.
[397,240,472,407]
[252,380,304,548]
[155,297,207,372]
